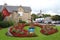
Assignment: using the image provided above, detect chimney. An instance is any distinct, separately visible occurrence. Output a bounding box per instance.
[3,3,7,8]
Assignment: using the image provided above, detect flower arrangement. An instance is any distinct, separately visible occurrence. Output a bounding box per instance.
[40,24,58,35]
[7,23,28,37]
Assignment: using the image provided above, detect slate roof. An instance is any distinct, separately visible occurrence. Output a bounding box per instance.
[22,6,31,13]
[0,5,31,13]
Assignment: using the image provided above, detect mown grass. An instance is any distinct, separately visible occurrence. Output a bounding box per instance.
[0,26,60,40]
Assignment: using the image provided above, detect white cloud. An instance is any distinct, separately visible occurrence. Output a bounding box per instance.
[43,11,57,15]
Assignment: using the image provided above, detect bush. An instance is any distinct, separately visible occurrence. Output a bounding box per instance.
[25,23,30,26]
[19,20,26,23]
[0,12,4,21]
[8,20,15,26]
[0,21,14,28]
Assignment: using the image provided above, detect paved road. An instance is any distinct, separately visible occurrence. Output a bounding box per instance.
[39,23,60,26]
[55,24,60,26]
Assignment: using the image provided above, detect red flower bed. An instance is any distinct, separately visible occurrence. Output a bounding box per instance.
[9,27,28,37]
[47,29,58,34]
[7,23,58,37]
[33,23,46,28]
[8,23,37,37]
[8,23,29,37]
[40,28,58,35]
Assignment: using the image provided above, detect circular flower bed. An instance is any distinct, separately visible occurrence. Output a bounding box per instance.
[7,23,37,37]
[7,23,58,37]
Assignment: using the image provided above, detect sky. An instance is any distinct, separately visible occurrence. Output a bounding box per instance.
[0,0,60,15]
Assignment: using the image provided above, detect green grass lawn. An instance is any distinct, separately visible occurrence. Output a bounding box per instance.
[0,26,60,40]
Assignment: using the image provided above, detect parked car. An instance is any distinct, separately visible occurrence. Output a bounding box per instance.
[52,21,56,24]
[44,20,52,24]
[35,18,44,23]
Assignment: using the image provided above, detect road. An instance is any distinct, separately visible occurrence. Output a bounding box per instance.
[39,23,60,26]
[55,24,60,26]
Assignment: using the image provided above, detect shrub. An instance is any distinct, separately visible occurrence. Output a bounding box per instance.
[0,12,4,21]
[0,21,14,28]
[8,20,15,26]
[25,23,30,26]
[19,20,26,23]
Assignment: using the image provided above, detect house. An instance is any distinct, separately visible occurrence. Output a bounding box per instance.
[3,11,20,24]
[0,4,32,23]
[37,10,43,17]
[17,5,31,23]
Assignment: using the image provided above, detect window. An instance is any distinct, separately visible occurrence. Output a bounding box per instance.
[18,12,23,16]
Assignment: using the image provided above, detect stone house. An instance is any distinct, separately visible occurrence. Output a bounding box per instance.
[17,6,31,23]
[0,4,32,23]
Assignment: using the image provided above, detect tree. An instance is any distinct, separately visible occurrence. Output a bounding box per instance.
[31,14,39,21]
[51,15,60,21]
[42,14,51,18]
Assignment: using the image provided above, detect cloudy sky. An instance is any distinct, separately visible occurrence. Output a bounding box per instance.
[0,0,60,15]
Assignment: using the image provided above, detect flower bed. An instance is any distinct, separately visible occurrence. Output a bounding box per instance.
[40,29,58,35]
[7,23,37,37]
[7,23,58,37]
[40,24,58,35]
[10,28,28,37]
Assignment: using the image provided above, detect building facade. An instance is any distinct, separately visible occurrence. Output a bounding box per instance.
[18,6,31,23]
[0,4,32,23]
